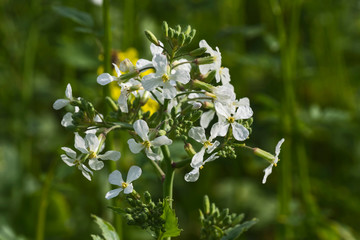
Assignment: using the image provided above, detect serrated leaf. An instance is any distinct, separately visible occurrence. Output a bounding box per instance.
[159,201,182,240]
[52,6,94,27]
[221,218,258,240]
[91,214,120,240]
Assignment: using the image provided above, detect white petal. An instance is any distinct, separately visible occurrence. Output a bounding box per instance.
[142,74,162,91]
[97,73,115,85]
[89,158,104,170]
[65,83,72,99]
[105,188,123,199]
[210,123,221,140]
[262,164,274,184]
[112,63,121,77]
[190,148,206,168]
[61,154,75,166]
[124,184,134,194]
[145,149,162,161]
[150,41,164,56]
[61,147,77,159]
[215,102,231,118]
[171,68,190,84]
[231,122,249,141]
[127,139,144,154]
[200,110,215,129]
[206,140,220,154]
[126,165,142,183]
[199,39,213,54]
[152,54,167,73]
[213,122,229,137]
[203,153,219,164]
[162,84,177,99]
[118,90,129,113]
[151,136,172,147]
[85,133,100,152]
[81,169,92,181]
[133,119,149,141]
[98,151,121,161]
[74,133,88,154]
[80,164,93,181]
[61,112,73,127]
[275,138,285,159]
[53,99,70,110]
[108,170,124,186]
[136,59,153,69]
[184,168,200,182]
[188,127,207,143]
[219,67,230,85]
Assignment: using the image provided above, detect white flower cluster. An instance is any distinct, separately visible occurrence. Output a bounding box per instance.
[54,34,284,199]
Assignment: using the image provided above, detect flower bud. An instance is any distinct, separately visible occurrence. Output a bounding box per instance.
[178,33,186,46]
[253,148,275,163]
[169,28,175,38]
[201,69,217,83]
[231,213,244,225]
[162,21,169,38]
[194,56,216,65]
[184,143,196,157]
[192,79,214,92]
[144,30,159,46]
[190,47,207,57]
[199,209,205,223]
[189,29,196,39]
[119,70,139,81]
[105,96,119,111]
[144,191,152,204]
[203,195,211,215]
[158,130,167,136]
[184,25,192,35]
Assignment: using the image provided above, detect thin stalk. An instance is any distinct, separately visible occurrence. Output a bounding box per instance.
[161,145,175,208]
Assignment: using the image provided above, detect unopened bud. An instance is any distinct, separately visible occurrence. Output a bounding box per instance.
[190,47,207,57]
[224,215,232,225]
[178,33,186,46]
[144,191,152,204]
[220,208,229,220]
[162,21,169,38]
[119,70,139,81]
[199,209,205,223]
[203,195,211,215]
[202,69,216,83]
[193,79,214,92]
[184,143,196,157]
[254,148,275,163]
[189,29,196,39]
[203,101,214,110]
[232,213,245,225]
[169,28,175,38]
[194,56,215,65]
[144,30,159,46]
[105,96,119,111]
[184,25,191,35]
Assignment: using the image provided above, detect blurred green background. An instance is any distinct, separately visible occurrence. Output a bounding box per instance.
[1,0,360,239]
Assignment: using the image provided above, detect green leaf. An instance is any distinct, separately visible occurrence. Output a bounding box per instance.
[159,201,182,240]
[91,235,104,240]
[221,218,259,240]
[91,214,120,240]
[52,6,94,27]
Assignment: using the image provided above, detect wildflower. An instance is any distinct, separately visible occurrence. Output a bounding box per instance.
[74,132,121,170]
[105,166,142,199]
[61,147,93,181]
[262,138,285,184]
[188,126,220,166]
[118,79,141,113]
[213,102,252,141]
[198,40,230,84]
[184,153,219,182]
[53,83,73,110]
[141,54,190,99]
[97,63,121,85]
[127,119,172,160]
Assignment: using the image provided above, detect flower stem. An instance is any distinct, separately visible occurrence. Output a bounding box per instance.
[161,145,174,208]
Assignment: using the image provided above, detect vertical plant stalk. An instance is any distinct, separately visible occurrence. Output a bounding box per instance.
[102,0,123,237]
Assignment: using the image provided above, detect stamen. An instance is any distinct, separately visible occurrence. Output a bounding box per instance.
[204,141,213,148]
[122,182,128,188]
[89,151,97,159]
[162,73,170,82]
[228,117,235,123]
[199,165,204,170]
[142,140,151,149]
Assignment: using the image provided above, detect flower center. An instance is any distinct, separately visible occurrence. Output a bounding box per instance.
[122,182,128,188]
[142,140,151,149]
[204,141,213,148]
[227,117,235,123]
[199,165,204,170]
[89,151,97,159]
[162,73,170,82]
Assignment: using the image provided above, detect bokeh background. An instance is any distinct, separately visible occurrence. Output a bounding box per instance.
[1,0,360,239]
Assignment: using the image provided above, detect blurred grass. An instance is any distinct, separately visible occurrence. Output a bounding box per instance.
[1,0,360,239]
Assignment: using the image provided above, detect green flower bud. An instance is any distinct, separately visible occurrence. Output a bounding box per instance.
[162,21,169,38]
[184,25,192,35]
[175,25,181,35]
[192,79,214,92]
[203,195,210,215]
[223,215,232,225]
[232,213,245,225]
[144,30,159,46]
[105,96,119,112]
[199,209,205,223]
[178,33,186,46]
[194,56,215,65]
[254,148,275,163]
[220,208,229,220]
[169,28,175,38]
[190,47,207,57]
[202,69,217,83]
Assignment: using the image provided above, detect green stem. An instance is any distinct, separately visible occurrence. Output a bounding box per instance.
[161,145,175,208]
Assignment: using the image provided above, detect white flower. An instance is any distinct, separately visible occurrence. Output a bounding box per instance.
[188,126,220,167]
[74,132,121,170]
[262,138,285,184]
[184,153,219,182]
[97,63,121,85]
[61,147,93,181]
[61,107,103,131]
[213,102,251,141]
[118,79,141,113]
[141,54,190,99]
[105,166,142,199]
[127,120,172,160]
[198,40,230,84]
[53,83,73,110]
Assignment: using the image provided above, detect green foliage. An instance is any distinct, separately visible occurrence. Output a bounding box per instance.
[159,200,182,240]
[90,214,120,240]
